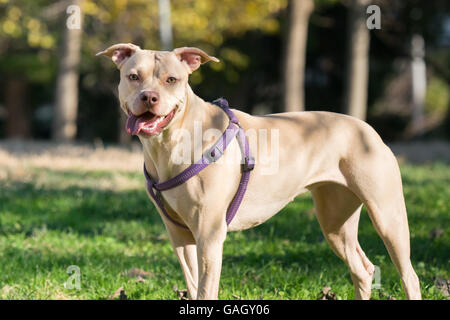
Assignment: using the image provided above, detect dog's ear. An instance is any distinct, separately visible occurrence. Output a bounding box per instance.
[96,43,141,68]
[173,47,219,74]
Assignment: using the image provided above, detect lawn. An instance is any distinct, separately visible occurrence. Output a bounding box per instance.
[0,144,448,300]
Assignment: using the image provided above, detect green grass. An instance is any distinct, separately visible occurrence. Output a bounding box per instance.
[0,163,448,300]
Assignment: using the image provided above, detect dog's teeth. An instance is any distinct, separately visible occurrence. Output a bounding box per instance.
[144,116,165,132]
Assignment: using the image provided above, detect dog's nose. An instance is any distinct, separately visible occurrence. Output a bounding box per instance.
[140,91,159,106]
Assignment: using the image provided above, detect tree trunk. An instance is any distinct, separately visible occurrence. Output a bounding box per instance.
[283,0,314,112]
[409,34,426,137]
[112,12,133,145]
[158,0,173,50]
[118,108,132,145]
[5,77,30,138]
[52,0,82,142]
[344,0,371,121]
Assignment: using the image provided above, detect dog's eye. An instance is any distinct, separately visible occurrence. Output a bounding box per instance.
[128,74,139,81]
[166,76,177,84]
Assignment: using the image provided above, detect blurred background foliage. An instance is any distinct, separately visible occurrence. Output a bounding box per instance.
[0,0,449,143]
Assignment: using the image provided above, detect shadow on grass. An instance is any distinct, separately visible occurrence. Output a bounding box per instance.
[2,177,448,258]
[1,175,448,298]
[0,180,163,237]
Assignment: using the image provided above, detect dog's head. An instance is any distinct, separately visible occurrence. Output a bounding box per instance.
[97,43,218,137]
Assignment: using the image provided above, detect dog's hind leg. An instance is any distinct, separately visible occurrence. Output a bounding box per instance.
[343,150,421,300]
[311,183,375,300]
[361,186,421,299]
[163,216,198,300]
[364,199,421,299]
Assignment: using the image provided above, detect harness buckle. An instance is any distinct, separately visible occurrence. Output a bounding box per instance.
[243,156,255,172]
[204,145,223,163]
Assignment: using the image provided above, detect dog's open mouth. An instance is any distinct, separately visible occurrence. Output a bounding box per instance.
[126,107,177,136]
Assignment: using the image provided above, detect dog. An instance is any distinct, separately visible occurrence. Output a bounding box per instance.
[97,43,421,300]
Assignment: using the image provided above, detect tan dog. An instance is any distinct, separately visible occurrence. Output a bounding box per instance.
[97,43,421,300]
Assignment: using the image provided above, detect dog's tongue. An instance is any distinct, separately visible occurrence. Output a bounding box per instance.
[126,112,159,135]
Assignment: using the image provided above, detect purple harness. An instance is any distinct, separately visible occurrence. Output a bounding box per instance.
[143,98,255,229]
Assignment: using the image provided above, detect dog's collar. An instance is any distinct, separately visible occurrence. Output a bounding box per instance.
[143,98,255,229]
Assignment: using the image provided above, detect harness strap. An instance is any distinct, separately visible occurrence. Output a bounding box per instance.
[152,121,240,191]
[144,172,189,229]
[144,98,254,229]
[226,126,254,224]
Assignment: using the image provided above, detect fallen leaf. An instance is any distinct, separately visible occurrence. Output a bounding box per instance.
[429,228,444,239]
[110,287,128,300]
[173,285,188,300]
[0,285,16,298]
[435,277,450,297]
[120,290,128,300]
[232,294,245,300]
[123,267,154,279]
[318,286,337,300]
[374,290,397,300]
[54,292,70,300]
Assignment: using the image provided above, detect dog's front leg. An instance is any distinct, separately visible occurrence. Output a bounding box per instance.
[195,222,227,300]
[165,221,199,300]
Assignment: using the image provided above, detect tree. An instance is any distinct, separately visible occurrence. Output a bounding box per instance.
[0,1,58,138]
[409,34,426,137]
[1,0,290,141]
[283,0,315,112]
[344,0,371,121]
[83,0,287,142]
[5,77,30,138]
[52,0,83,142]
[158,0,173,51]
